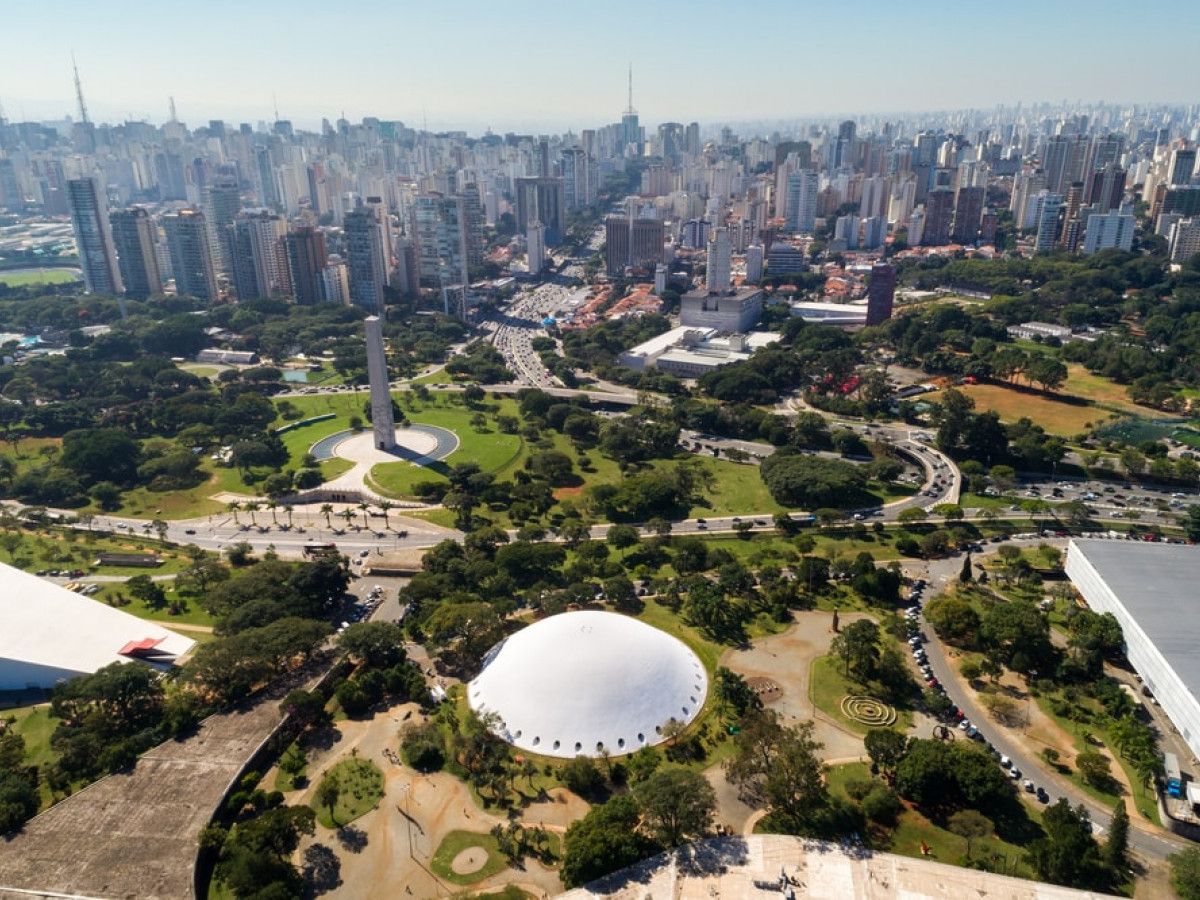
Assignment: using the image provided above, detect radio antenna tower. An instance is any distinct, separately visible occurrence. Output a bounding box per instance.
[168,96,177,123]
[625,63,635,115]
[71,53,90,124]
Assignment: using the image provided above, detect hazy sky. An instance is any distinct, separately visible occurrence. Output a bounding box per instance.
[3,0,1198,132]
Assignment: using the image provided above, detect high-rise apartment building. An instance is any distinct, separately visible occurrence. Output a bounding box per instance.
[321,262,349,305]
[605,215,630,276]
[1082,209,1136,254]
[705,226,731,294]
[1169,218,1200,263]
[344,205,390,313]
[414,193,469,287]
[952,185,985,244]
[67,177,121,295]
[784,169,818,234]
[109,207,161,299]
[745,243,764,284]
[1042,135,1087,195]
[284,226,328,304]
[1034,193,1063,254]
[1169,148,1197,186]
[922,188,955,246]
[630,217,665,272]
[230,210,290,300]
[1086,165,1127,213]
[163,209,218,301]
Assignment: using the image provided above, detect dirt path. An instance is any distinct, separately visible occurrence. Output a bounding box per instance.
[281,705,568,899]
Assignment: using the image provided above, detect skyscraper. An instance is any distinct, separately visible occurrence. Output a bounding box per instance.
[1086,165,1127,213]
[414,193,469,287]
[745,243,764,284]
[285,226,328,304]
[705,226,731,294]
[784,170,818,234]
[1034,193,1063,254]
[363,316,396,452]
[952,185,985,244]
[605,214,630,276]
[922,188,955,246]
[526,220,546,276]
[344,206,390,313]
[230,210,290,300]
[163,209,218,301]
[109,207,161,299]
[1169,148,1197,186]
[67,177,121,295]
[1082,209,1136,254]
[514,176,566,245]
[865,261,896,326]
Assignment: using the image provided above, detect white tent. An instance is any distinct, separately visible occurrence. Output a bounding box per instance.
[468,610,707,758]
[0,562,195,690]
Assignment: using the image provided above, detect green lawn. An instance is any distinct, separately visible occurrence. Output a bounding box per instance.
[0,527,194,577]
[90,583,215,628]
[430,830,509,885]
[809,654,913,736]
[3,703,61,809]
[312,757,385,828]
[0,268,81,286]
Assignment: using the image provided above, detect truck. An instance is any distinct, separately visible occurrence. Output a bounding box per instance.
[1165,752,1184,799]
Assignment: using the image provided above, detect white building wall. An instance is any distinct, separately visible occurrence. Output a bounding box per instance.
[1065,542,1200,759]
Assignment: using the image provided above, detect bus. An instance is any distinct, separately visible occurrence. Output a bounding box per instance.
[1165,752,1183,798]
[302,542,337,557]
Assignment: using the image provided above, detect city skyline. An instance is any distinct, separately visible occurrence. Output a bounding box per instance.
[3,0,1199,132]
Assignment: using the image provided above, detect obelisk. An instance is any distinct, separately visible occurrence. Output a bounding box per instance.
[364,315,396,451]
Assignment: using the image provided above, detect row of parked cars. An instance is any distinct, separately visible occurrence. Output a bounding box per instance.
[905,579,1050,805]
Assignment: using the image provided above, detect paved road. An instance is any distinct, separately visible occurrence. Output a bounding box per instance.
[916,546,1189,862]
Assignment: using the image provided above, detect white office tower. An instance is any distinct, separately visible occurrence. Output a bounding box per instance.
[527,220,546,276]
[1011,170,1047,229]
[484,189,498,226]
[364,315,396,451]
[705,226,731,293]
[1082,209,1135,254]
[654,263,667,294]
[785,169,818,234]
[745,243,764,284]
[906,208,926,246]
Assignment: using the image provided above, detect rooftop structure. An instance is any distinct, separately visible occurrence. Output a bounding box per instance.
[468,610,706,759]
[679,286,763,332]
[1065,539,1200,760]
[789,300,868,327]
[617,325,779,375]
[0,562,194,690]
[560,834,1112,900]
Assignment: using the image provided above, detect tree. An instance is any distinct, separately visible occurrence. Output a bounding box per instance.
[959,553,973,583]
[561,755,605,799]
[315,774,341,826]
[125,574,167,610]
[60,428,140,485]
[948,809,990,859]
[0,771,39,834]
[759,454,867,509]
[339,621,406,668]
[633,767,716,847]
[714,667,761,720]
[1026,799,1103,889]
[1075,751,1112,790]
[560,795,656,888]
[923,594,981,646]
[606,523,640,549]
[1104,800,1129,876]
[829,618,879,679]
[863,729,907,776]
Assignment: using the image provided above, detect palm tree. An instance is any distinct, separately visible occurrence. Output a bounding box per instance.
[320,503,334,528]
[228,501,241,525]
[245,502,258,526]
[378,500,394,531]
[357,501,370,529]
[284,505,294,529]
[267,501,278,526]
[340,508,356,530]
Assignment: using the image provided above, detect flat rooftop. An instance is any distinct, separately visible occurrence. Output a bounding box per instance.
[558,834,1112,899]
[1069,539,1200,690]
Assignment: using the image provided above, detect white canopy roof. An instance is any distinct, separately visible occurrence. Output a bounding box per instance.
[468,610,707,758]
[0,562,195,690]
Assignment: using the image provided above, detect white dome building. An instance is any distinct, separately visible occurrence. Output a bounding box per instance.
[468,610,707,759]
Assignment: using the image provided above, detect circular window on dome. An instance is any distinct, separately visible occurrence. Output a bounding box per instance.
[682,707,689,716]
[514,730,522,738]
[596,742,604,752]
[553,740,561,750]
[617,738,625,748]
[532,736,540,745]
[638,733,645,742]
[574,742,582,752]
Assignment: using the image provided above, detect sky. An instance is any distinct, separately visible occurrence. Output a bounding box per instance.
[2,0,1198,133]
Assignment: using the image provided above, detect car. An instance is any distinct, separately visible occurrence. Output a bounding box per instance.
[696,517,707,524]
[359,549,370,557]
[1000,755,1012,768]
[1036,787,1050,803]
[1023,780,1035,793]
[1009,768,1021,780]
[697,522,707,530]
[184,528,196,535]
[958,718,971,730]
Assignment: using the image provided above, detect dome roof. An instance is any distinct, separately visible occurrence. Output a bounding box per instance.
[467,610,707,758]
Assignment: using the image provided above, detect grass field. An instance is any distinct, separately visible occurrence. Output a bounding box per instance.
[1062,366,1159,415]
[90,583,215,628]
[936,383,1113,437]
[430,830,509,885]
[3,703,61,809]
[0,268,81,287]
[0,527,193,577]
[312,757,385,828]
[808,654,913,735]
